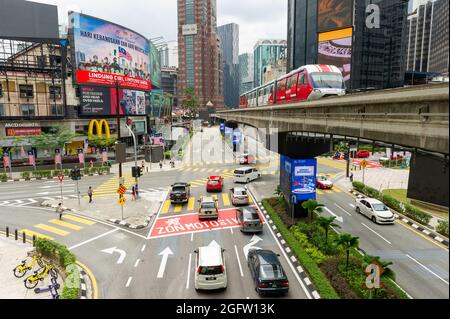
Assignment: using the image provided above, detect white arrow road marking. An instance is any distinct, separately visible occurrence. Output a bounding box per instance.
[157,247,174,278]
[406,254,449,285]
[208,240,221,248]
[323,207,344,223]
[243,235,263,260]
[101,247,127,264]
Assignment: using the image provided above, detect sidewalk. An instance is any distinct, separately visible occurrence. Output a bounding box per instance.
[0,237,63,299]
[109,160,183,175]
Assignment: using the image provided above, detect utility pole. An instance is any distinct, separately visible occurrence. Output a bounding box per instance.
[116,81,122,179]
[125,123,139,199]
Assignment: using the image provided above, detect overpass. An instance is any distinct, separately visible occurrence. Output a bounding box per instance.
[217,84,449,155]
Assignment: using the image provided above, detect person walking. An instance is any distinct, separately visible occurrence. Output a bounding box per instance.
[159,161,163,169]
[349,173,354,183]
[135,184,139,200]
[131,186,136,201]
[88,186,93,203]
[141,160,145,174]
[56,203,64,220]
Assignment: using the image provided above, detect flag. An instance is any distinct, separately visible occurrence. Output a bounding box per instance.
[55,149,62,165]
[118,47,132,61]
[78,148,85,164]
[20,146,26,157]
[84,139,89,153]
[3,152,11,168]
[101,147,108,163]
[28,151,35,166]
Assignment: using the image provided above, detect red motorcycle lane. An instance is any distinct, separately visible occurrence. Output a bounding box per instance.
[150,207,265,239]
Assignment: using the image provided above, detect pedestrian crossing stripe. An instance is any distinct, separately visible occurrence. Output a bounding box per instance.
[48,219,83,230]
[34,224,70,236]
[174,204,183,213]
[316,189,324,195]
[19,229,54,241]
[63,215,96,225]
[187,197,196,211]
[192,168,200,172]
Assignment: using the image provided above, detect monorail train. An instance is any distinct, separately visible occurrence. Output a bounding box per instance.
[239,64,346,108]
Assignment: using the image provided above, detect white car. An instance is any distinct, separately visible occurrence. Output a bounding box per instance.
[233,166,261,184]
[230,187,250,206]
[194,246,227,291]
[355,198,395,224]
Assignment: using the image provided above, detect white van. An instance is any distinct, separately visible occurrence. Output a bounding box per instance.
[233,166,261,184]
[194,246,227,291]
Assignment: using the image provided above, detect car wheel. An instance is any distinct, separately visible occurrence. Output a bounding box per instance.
[371,216,377,224]
[356,207,361,214]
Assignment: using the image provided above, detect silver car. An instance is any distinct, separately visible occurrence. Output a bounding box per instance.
[236,206,263,233]
[230,187,250,206]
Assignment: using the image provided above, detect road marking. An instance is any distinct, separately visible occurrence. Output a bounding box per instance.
[191,232,194,242]
[63,215,96,225]
[125,276,133,288]
[35,224,70,236]
[161,200,171,215]
[230,227,234,235]
[349,203,356,208]
[323,207,344,223]
[186,253,192,289]
[174,204,183,213]
[48,219,83,230]
[234,245,244,277]
[69,228,118,250]
[316,189,324,195]
[222,193,230,206]
[187,197,196,211]
[396,220,449,251]
[406,254,449,285]
[361,223,392,245]
[332,186,342,193]
[157,247,173,278]
[141,244,146,252]
[18,229,54,240]
[192,168,199,172]
[134,259,140,268]
[334,203,352,216]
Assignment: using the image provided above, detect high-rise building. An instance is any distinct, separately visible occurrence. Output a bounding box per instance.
[429,0,449,75]
[239,53,254,94]
[218,23,240,108]
[253,39,287,88]
[287,0,408,90]
[161,67,178,107]
[177,0,224,117]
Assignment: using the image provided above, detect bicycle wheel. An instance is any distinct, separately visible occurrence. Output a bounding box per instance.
[13,265,28,278]
[24,276,39,289]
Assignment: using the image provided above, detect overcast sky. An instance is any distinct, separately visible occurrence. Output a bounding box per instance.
[35,0,287,55]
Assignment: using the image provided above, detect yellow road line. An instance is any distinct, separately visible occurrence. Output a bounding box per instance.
[188,197,196,211]
[63,215,96,226]
[34,224,70,236]
[208,168,215,172]
[222,193,230,206]
[316,189,324,195]
[211,195,218,200]
[161,200,171,215]
[332,187,342,193]
[184,168,193,172]
[76,260,98,299]
[192,168,199,172]
[19,229,53,241]
[249,195,253,203]
[174,204,183,213]
[48,219,83,230]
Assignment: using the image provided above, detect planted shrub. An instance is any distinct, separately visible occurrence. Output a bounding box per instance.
[21,171,31,179]
[0,173,7,182]
[363,186,380,199]
[403,204,431,225]
[381,194,403,212]
[436,220,449,237]
[352,181,365,193]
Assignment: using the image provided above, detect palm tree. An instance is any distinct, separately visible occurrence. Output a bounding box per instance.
[335,233,359,272]
[362,255,395,281]
[301,199,325,223]
[316,216,341,245]
[274,185,285,204]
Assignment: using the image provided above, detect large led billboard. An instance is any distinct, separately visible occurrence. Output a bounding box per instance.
[280,156,317,202]
[149,41,161,89]
[318,28,352,86]
[317,0,353,33]
[79,86,148,115]
[69,12,151,91]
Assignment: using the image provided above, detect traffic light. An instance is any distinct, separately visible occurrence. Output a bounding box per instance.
[132,166,141,178]
[70,168,81,181]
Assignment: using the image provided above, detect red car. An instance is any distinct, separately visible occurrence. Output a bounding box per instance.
[206,176,224,192]
[239,154,256,165]
[316,176,334,190]
[355,150,370,158]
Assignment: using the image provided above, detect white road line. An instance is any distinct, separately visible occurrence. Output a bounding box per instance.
[334,203,352,216]
[141,244,146,252]
[361,223,392,245]
[69,229,119,250]
[134,259,140,268]
[230,227,234,235]
[186,253,192,290]
[406,254,449,285]
[191,232,194,242]
[125,277,133,288]
[146,188,170,240]
[349,204,356,208]
[234,245,244,277]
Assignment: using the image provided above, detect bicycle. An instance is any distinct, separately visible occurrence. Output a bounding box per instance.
[24,263,58,289]
[13,254,45,278]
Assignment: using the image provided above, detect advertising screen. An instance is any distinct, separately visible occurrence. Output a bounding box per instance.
[292,159,317,201]
[80,86,148,115]
[318,31,352,86]
[149,41,161,89]
[70,12,151,91]
[317,0,353,32]
[280,155,292,200]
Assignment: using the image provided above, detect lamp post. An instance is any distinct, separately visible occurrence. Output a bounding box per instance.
[125,123,139,199]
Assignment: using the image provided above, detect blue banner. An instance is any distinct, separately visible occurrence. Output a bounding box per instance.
[292,159,317,201]
[220,122,225,132]
[233,130,242,145]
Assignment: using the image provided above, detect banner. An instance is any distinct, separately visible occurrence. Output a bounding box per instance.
[28,151,35,166]
[291,159,317,201]
[3,152,11,168]
[78,148,85,164]
[101,147,108,163]
[55,149,62,165]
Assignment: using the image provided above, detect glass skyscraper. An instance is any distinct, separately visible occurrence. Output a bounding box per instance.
[239,53,254,94]
[253,40,287,88]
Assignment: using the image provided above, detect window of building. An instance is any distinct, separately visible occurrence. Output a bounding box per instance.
[186,0,195,24]
[50,104,64,116]
[0,103,4,116]
[0,83,3,97]
[49,86,62,99]
[19,85,34,98]
[36,56,46,68]
[20,104,35,116]
[49,55,62,66]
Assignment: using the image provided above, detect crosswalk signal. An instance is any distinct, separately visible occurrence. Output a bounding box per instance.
[70,168,82,181]
[132,166,141,178]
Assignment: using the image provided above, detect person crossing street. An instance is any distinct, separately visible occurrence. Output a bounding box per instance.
[88,186,93,203]
[56,203,64,220]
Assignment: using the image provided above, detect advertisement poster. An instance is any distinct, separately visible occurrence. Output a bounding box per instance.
[318,36,352,85]
[318,0,353,32]
[233,130,242,145]
[70,12,151,90]
[280,155,292,199]
[80,86,148,115]
[291,159,317,201]
[149,41,161,89]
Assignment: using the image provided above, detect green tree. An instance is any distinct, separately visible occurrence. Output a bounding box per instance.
[30,127,78,150]
[274,185,285,205]
[316,216,341,245]
[89,136,117,149]
[335,233,359,272]
[301,199,325,223]
[182,87,199,120]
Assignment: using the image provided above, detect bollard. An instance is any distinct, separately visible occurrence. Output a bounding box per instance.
[33,235,36,247]
[23,231,26,243]
[6,226,9,238]
[147,167,149,173]
[15,229,18,241]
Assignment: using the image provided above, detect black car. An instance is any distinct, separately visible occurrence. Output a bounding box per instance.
[170,183,191,204]
[247,249,289,296]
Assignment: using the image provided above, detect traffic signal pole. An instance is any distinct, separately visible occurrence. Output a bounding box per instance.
[116,81,122,179]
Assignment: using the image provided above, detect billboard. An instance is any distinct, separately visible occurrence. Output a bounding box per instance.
[149,41,162,89]
[280,156,317,202]
[317,0,353,33]
[80,86,148,115]
[318,28,352,86]
[70,12,151,91]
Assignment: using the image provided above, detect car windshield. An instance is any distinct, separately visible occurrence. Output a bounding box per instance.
[243,210,260,220]
[310,72,345,89]
[172,186,186,192]
[199,265,223,275]
[235,190,247,196]
[259,264,284,279]
[202,202,215,209]
[234,170,245,175]
[372,203,389,211]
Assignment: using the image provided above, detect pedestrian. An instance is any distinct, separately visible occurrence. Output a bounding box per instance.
[56,203,64,220]
[159,160,163,169]
[90,160,94,169]
[88,186,93,203]
[141,160,145,173]
[131,186,136,201]
[135,184,139,200]
[349,173,354,182]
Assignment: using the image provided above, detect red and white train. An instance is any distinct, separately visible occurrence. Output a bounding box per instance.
[239,64,346,108]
